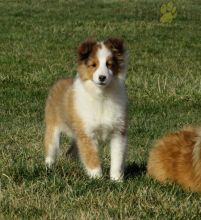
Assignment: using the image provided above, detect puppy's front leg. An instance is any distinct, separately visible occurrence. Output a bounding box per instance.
[44,126,61,168]
[110,133,127,181]
[76,135,102,178]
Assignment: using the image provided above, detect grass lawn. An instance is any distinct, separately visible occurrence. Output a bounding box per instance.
[1,0,201,219]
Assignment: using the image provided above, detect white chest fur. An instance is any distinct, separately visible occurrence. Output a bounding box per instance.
[73,78,127,141]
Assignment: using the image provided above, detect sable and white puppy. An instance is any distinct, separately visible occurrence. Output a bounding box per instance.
[44,38,128,181]
[147,126,201,192]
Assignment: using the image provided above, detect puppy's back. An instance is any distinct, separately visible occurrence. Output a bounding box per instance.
[45,78,74,125]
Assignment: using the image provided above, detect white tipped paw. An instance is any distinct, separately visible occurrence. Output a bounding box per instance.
[110,171,124,182]
[86,167,103,179]
[45,157,55,168]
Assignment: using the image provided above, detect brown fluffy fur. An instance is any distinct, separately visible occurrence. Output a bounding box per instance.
[45,78,101,169]
[147,127,201,192]
[77,39,101,81]
[104,38,127,75]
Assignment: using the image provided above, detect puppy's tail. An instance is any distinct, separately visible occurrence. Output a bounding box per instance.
[192,128,201,176]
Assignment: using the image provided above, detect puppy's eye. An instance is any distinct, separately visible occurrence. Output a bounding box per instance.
[106,61,113,68]
[89,63,97,68]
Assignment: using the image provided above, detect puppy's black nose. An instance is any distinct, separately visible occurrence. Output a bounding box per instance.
[99,75,106,82]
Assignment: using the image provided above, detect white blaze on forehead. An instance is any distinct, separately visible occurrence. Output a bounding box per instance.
[92,42,113,87]
[97,43,112,62]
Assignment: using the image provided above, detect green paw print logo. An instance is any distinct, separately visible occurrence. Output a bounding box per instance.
[160,1,177,23]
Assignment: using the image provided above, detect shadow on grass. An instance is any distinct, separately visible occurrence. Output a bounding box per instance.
[125,162,147,180]
[5,158,147,184]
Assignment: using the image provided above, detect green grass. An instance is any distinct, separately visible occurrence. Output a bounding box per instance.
[1,0,201,219]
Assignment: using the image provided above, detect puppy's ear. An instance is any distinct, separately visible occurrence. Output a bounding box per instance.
[104,38,126,55]
[77,39,97,62]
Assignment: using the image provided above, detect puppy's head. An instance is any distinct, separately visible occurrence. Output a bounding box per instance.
[77,38,127,88]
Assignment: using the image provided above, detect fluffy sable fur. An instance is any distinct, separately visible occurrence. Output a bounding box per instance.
[44,38,128,181]
[147,126,201,192]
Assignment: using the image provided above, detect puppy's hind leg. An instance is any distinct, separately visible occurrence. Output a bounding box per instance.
[66,139,78,159]
[44,125,61,168]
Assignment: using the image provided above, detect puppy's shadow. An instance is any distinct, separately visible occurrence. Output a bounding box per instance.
[125,162,147,180]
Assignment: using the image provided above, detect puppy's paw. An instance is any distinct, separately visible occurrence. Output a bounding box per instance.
[110,171,124,182]
[86,167,103,179]
[45,157,55,169]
